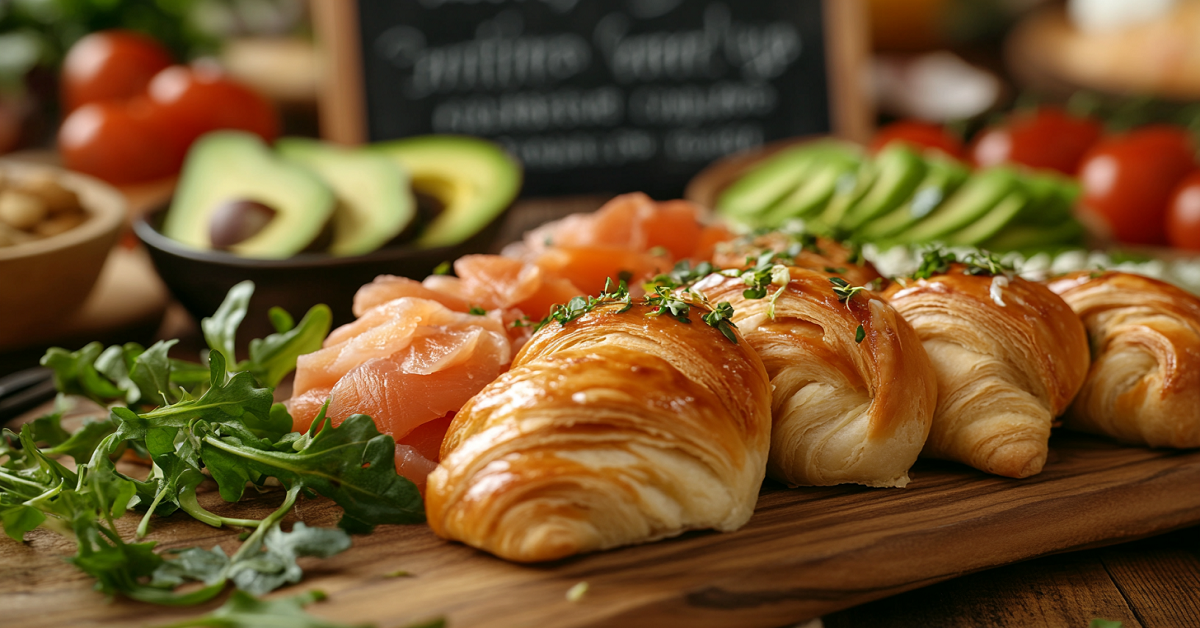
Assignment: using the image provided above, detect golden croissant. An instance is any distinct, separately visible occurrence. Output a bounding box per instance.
[711,231,883,287]
[425,302,772,562]
[882,265,1089,478]
[1046,271,1200,447]
[696,267,937,487]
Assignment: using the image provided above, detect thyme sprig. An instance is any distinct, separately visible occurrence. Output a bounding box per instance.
[830,277,868,304]
[911,247,1016,280]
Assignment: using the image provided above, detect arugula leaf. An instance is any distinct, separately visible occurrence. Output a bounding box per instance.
[248,304,332,388]
[201,414,424,531]
[155,590,373,628]
[202,280,254,369]
[41,342,126,404]
[112,352,278,442]
[41,417,117,465]
[229,523,352,595]
[0,500,45,542]
[29,407,71,447]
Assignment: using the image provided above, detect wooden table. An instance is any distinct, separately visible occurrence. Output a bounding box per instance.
[3,198,1199,627]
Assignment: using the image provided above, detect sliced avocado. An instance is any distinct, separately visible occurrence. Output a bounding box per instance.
[857,154,969,240]
[839,144,927,230]
[277,138,415,256]
[716,143,833,222]
[983,220,1086,253]
[1010,171,1080,227]
[164,132,335,258]
[947,189,1030,246]
[372,135,522,249]
[759,144,862,225]
[899,167,1021,243]
[811,160,877,230]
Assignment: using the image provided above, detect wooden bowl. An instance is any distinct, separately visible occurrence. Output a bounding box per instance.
[0,162,125,349]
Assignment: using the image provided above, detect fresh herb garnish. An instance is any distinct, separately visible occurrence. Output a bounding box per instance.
[468,306,487,316]
[647,260,717,291]
[431,261,451,276]
[855,324,866,344]
[961,250,1015,277]
[2,281,422,609]
[644,286,692,324]
[912,248,957,280]
[830,277,868,304]
[701,301,739,344]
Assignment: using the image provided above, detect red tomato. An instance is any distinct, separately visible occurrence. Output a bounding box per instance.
[59,98,180,184]
[1077,125,1197,245]
[60,30,173,113]
[147,64,279,147]
[970,107,1102,175]
[1166,171,1200,250]
[871,121,965,160]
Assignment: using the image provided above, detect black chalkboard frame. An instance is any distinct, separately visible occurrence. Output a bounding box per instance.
[312,0,871,190]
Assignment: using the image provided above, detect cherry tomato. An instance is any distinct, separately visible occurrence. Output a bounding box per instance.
[60,30,173,113]
[59,98,180,184]
[1077,125,1197,245]
[871,121,965,160]
[147,64,279,147]
[970,107,1102,175]
[1166,171,1200,250]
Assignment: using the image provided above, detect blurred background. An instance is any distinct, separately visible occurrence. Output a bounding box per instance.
[1,0,1200,383]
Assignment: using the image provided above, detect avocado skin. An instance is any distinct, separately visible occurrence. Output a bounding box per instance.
[277,138,416,257]
[164,132,336,258]
[372,135,522,249]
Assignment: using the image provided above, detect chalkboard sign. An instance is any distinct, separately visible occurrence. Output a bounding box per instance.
[315,0,869,199]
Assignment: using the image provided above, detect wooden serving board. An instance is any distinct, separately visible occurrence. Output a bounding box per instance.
[5,434,1200,628]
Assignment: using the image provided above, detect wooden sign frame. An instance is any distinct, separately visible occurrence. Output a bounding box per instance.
[312,0,872,165]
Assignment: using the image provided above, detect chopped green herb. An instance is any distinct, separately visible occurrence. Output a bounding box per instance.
[431,261,451,276]
[961,250,1015,277]
[824,266,848,274]
[702,301,739,344]
[830,277,868,305]
[645,287,692,324]
[1088,620,1123,628]
[855,324,865,344]
[912,248,957,280]
[468,306,487,316]
[535,278,632,332]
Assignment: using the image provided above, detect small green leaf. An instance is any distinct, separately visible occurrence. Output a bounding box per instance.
[248,304,332,388]
[268,307,295,334]
[855,324,865,344]
[1088,620,1123,628]
[1,503,45,542]
[202,280,255,368]
[228,523,352,595]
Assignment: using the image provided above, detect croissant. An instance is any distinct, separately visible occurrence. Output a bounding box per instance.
[710,231,883,287]
[882,265,1090,478]
[425,302,772,562]
[695,268,936,487]
[1046,271,1200,447]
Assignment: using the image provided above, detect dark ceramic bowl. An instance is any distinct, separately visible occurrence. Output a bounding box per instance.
[135,205,504,341]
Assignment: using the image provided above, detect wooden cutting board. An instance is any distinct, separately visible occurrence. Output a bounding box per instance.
[5,433,1200,628]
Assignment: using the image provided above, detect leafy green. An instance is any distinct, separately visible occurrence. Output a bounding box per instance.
[202,413,424,532]
[702,301,739,344]
[248,304,332,388]
[203,281,254,368]
[154,590,373,628]
[229,523,352,594]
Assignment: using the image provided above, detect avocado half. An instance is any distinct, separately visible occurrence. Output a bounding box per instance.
[163,132,335,258]
[371,136,522,249]
[277,138,415,256]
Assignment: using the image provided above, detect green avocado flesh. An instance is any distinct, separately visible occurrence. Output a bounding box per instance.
[164,132,335,258]
[277,138,415,256]
[372,136,522,249]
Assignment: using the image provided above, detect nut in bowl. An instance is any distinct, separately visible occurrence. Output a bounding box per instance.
[0,161,125,350]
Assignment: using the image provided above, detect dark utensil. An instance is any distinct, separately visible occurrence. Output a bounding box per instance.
[0,367,56,425]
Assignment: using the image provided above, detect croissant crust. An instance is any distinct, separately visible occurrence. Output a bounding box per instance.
[425,303,772,562]
[882,267,1089,477]
[696,268,936,487]
[1046,271,1200,447]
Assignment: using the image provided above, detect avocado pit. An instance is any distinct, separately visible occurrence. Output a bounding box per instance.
[209,199,278,250]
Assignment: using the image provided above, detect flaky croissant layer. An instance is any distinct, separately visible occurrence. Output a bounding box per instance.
[425,303,772,563]
[883,267,1090,478]
[696,268,937,488]
[1047,271,1200,448]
